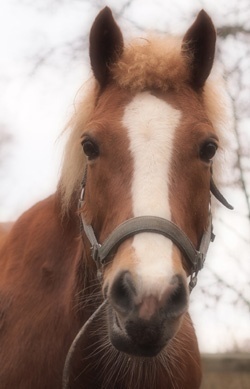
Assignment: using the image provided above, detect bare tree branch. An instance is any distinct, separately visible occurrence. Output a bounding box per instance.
[218,25,250,38]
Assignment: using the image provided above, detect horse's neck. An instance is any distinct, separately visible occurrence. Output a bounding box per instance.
[0,193,98,312]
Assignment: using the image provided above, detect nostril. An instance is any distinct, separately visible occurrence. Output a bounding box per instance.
[164,275,188,318]
[109,271,136,315]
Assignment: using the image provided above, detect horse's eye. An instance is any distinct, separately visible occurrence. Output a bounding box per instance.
[82,139,99,160]
[200,141,217,162]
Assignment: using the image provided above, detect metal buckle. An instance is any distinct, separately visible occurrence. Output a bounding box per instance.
[197,252,205,271]
[78,186,85,212]
[80,186,85,202]
[189,252,204,292]
[189,271,198,291]
[91,244,101,263]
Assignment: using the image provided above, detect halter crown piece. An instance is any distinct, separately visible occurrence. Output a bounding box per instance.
[78,167,233,292]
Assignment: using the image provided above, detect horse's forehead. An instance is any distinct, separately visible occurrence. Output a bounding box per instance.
[122,92,182,142]
[96,86,204,125]
[91,87,208,145]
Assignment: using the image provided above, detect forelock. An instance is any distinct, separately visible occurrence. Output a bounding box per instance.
[111,36,191,91]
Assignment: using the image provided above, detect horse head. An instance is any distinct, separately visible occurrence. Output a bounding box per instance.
[68,7,229,359]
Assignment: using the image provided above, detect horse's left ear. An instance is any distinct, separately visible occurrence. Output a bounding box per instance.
[89,7,124,88]
[182,10,216,89]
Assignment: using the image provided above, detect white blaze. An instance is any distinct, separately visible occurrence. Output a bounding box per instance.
[123,92,181,297]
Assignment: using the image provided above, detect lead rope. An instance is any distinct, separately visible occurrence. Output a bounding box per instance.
[62,299,108,389]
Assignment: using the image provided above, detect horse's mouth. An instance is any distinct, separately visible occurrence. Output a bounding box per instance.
[108,306,170,357]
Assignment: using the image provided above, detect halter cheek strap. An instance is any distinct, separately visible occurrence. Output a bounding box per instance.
[78,168,232,292]
[210,177,233,210]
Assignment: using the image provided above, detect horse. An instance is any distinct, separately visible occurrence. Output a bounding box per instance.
[0,7,232,389]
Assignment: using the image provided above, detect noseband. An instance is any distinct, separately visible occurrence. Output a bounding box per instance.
[78,166,233,291]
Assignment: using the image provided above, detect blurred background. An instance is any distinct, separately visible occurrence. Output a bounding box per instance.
[0,0,249,385]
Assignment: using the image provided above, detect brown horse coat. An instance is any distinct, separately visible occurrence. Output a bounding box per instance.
[0,7,232,389]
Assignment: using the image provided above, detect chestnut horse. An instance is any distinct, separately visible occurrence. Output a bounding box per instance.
[0,8,232,389]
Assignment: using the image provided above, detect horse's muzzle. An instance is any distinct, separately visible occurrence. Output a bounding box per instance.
[107,271,188,357]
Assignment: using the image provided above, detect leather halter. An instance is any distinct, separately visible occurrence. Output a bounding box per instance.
[78,167,233,291]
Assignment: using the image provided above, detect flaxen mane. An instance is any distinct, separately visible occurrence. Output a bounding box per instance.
[59,35,232,213]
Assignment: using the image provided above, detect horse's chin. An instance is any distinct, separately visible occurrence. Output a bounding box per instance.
[107,306,172,358]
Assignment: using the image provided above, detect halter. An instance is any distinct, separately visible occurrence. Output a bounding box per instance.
[78,166,233,291]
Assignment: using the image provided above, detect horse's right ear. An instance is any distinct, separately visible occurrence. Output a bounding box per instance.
[89,7,124,88]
